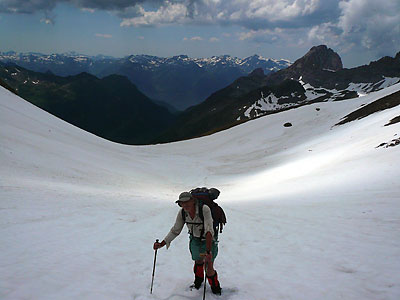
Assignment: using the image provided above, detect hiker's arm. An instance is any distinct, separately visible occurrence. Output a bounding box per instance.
[206,232,212,253]
[202,205,214,242]
[163,210,185,249]
[204,206,214,261]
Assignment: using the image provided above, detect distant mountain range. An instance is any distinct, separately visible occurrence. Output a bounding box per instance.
[0,52,291,110]
[1,45,399,145]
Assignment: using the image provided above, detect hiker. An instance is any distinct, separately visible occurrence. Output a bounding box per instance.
[153,191,222,295]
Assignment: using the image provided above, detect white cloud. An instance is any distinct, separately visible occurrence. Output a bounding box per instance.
[81,8,95,13]
[237,0,399,60]
[116,0,337,28]
[307,0,400,57]
[209,37,219,42]
[120,3,187,27]
[40,18,53,24]
[95,33,112,38]
[307,22,341,46]
[338,0,400,52]
[239,27,301,45]
[240,0,320,21]
[184,36,204,41]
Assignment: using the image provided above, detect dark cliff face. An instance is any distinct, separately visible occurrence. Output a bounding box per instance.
[266,45,343,85]
[265,45,400,90]
[291,45,343,71]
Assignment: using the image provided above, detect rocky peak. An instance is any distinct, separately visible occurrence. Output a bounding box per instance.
[291,45,343,71]
[249,68,265,77]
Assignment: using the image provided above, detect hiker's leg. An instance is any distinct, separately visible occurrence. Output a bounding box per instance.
[205,239,221,294]
[206,239,219,276]
[194,260,204,275]
[190,238,205,289]
[206,262,221,295]
[193,260,204,289]
[206,260,215,276]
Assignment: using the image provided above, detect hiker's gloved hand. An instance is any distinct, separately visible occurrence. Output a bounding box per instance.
[153,240,166,250]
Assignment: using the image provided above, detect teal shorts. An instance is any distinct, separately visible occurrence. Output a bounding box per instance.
[189,236,218,262]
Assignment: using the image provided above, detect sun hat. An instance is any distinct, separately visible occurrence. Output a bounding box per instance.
[175,192,192,204]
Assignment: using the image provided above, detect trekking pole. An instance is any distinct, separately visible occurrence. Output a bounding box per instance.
[150,239,159,294]
[203,260,207,300]
[200,253,207,300]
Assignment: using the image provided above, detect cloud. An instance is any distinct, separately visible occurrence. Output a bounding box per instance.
[40,9,56,24]
[120,2,187,27]
[308,0,400,57]
[338,0,400,53]
[81,8,95,13]
[0,0,339,27]
[40,17,53,24]
[116,0,340,29]
[0,0,148,14]
[95,33,112,38]
[0,0,57,14]
[1,0,398,58]
[209,37,219,42]
[183,36,203,41]
[239,27,306,47]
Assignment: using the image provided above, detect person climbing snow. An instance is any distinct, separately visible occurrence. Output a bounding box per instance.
[153,191,222,295]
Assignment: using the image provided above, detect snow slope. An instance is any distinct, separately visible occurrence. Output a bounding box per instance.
[1,83,400,300]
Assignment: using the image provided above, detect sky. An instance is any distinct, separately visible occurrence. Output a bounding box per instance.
[0,0,399,67]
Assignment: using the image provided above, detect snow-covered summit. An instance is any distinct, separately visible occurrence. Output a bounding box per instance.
[0,51,291,74]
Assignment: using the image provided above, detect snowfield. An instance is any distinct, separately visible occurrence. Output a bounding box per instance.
[1,83,400,300]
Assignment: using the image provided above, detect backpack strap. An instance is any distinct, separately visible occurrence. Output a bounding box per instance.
[181,205,205,238]
[198,201,220,239]
[198,201,205,238]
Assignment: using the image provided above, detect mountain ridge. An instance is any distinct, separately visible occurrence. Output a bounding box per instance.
[156,46,400,143]
[0,51,291,110]
[2,45,399,145]
[0,62,176,145]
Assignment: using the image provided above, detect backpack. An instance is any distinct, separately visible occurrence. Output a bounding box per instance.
[181,187,227,238]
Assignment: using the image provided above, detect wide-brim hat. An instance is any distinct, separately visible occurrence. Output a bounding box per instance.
[175,192,192,205]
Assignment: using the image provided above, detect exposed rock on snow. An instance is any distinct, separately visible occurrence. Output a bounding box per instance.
[385,116,400,126]
[335,90,400,126]
[376,137,400,148]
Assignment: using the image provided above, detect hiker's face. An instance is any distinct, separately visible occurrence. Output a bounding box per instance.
[181,198,195,211]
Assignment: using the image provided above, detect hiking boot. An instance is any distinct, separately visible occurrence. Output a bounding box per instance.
[193,263,204,289]
[207,271,222,295]
[194,276,203,289]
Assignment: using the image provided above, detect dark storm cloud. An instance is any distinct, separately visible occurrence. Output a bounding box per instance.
[0,0,150,14]
[0,0,57,14]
